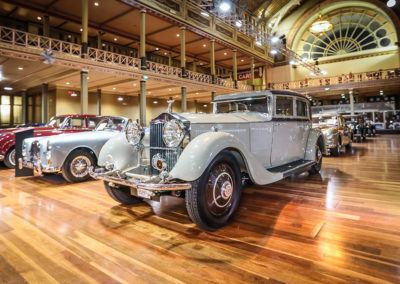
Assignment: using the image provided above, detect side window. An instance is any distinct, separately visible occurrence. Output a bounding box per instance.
[275,96,293,116]
[71,118,85,127]
[88,118,101,128]
[296,99,308,117]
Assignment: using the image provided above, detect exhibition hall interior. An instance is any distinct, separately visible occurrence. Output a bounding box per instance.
[0,0,399,282]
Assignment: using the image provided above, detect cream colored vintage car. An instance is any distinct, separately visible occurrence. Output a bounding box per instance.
[312,114,352,156]
[91,90,325,231]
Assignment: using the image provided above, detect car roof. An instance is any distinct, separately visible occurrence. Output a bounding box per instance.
[54,114,105,118]
[213,90,308,102]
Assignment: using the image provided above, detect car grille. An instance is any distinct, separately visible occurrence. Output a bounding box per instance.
[150,120,182,175]
[30,141,41,160]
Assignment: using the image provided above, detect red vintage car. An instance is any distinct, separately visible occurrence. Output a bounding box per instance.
[0,114,105,168]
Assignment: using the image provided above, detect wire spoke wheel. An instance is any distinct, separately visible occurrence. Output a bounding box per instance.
[70,155,91,178]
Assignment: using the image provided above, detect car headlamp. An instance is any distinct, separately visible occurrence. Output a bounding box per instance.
[162,119,184,148]
[125,120,142,145]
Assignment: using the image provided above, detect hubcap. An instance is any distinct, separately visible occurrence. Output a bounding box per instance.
[70,156,91,178]
[206,163,234,217]
[9,149,16,166]
[316,146,322,164]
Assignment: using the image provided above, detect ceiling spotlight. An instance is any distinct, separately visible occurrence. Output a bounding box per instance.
[37,16,42,21]
[70,92,78,97]
[176,33,180,37]
[219,1,231,12]
[87,77,90,79]
[94,1,99,6]
[289,60,296,65]
[18,67,23,70]
[270,49,278,55]
[196,92,199,95]
[241,59,244,62]
[113,87,116,90]
[155,47,159,51]
[325,87,330,91]
[200,11,209,17]
[68,35,72,38]
[256,41,262,46]
[310,72,316,76]
[223,52,227,55]
[203,104,208,107]
[153,100,158,104]
[164,52,167,55]
[168,88,172,91]
[148,91,152,94]
[66,82,70,85]
[203,44,207,47]
[114,38,117,41]
[321,70,328,75]
[271,36,279,43]
[199,62,203,65]
[4,87,13,91]
[133,83,137,86]
[118,97,123,101]
[235,20,242,28]
[387,0,396,7]
[80,28,83,32]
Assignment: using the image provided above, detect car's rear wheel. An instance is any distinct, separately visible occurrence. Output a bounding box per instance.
[4,148,16,169]
[309,143,323,175]
[331,140,341,157]
[345,139,352,151]
[61,149,94,183]
[185,151,242,231]
[104,181,143,205]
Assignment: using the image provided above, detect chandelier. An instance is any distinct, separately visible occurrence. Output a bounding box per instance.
[310,15,333,34]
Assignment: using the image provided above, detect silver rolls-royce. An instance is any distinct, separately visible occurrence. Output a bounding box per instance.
[19,116,129,183]
[91,91,325,231]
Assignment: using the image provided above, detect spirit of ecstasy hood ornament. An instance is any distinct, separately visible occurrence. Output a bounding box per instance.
[167,99,174,114]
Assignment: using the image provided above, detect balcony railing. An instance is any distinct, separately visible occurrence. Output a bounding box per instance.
[269,68,400,90]
[0,26,250,91]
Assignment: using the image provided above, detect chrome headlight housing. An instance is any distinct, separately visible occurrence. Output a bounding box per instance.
[162,119,184,148]
[125,120,142,145]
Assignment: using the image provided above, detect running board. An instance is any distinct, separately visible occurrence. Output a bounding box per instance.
[268,159,314,177]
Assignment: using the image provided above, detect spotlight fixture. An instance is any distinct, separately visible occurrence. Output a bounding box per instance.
[235,20,242,28]
[80,28,83,32]
[310,72,316,76]
[241,59,244,62]
[37,16,42,21]
[66,82,70,85]
[203,44,207,47]
[387,0,396,7]
[325,87,330,91]
[18,67,23,70]
[219,1,231,12]
[200,11,209,17]
[113,87,116,91]
[4,87,13,91]
[223,52,227,55]
[271,36,279,43]
[168,88,172,91]
[203,104,208,107]
[118,97,123,101]
[94,2,99,6]
[70,92,78,97]
[114,38,117,41]
[153,100,158,104]
[133,83,137,86]
[155,47,159,51]
[176,33,180,37]
[149,91,152,94]
[196,92,199,95]
[289,60,296,65]
[270,50,278,55]
[164,52,167,55]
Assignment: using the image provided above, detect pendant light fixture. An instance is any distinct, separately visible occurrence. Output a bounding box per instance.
[310,2,333,34]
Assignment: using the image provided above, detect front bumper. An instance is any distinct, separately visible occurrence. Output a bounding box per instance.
[90,169,191,194]
[18,158,60,175]
[0,154,4,162]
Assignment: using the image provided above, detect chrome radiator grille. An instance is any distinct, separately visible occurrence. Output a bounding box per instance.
[150,120,182,174]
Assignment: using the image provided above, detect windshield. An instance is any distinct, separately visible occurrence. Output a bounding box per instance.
[214,97,269,114]
[313,116,338,126]
[46,116,67,127]
[95,117,126,132]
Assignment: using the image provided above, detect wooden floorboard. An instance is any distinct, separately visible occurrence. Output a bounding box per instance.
[0,135,399,283]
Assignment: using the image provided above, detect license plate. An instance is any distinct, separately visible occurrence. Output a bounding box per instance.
[137,188,153,199]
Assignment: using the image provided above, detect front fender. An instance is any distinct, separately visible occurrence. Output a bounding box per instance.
[168,132,282,185]
[305,128,326,160]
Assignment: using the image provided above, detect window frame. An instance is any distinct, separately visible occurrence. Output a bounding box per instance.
[274,95,295,118]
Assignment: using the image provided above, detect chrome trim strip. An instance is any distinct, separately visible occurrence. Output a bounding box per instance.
[90,171,191,191]
[19,159,60,174]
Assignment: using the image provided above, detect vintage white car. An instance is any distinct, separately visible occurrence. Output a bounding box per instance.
[19,116,129,183]
[91,91,325,231]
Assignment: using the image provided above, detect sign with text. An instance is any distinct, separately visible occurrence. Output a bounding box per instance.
[238,67,264,81]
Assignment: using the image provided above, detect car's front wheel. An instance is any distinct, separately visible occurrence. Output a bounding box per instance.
[309,143,323,175]
[4,148,16,169]
[185,150,242,231]
[61,149,94,183]
[104,181,143,205]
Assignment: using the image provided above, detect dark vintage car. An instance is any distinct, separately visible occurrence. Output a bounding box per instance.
[343,115,367,142]
[0,114,105,168]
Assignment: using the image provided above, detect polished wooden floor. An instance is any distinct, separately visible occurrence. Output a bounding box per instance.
[1,136,400,283]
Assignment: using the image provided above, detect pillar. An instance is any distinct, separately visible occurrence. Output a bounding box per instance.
[211,91,216,101]
[140,9,147,69]
[43,15,50,37]
[139,79,146,126]
[210,39,216,83]
[97,31,102,49]
[232,49,238,88]
[81,0,89,55]
[250,57,255,90]
[41,84,48,124]
[349,89,354,115]
[97,89,101,115]
[168,52,172,67]
[193,59,197,72]
[181,86,187,112]
[264,64,268,90]
[21,90,27,124]
[372,111,376,122]
[194,99,198,113]
[180,26,186,77]
[80,70,88,114]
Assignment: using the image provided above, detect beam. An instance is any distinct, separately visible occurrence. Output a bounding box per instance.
[6,7,18,17]
[147,24,175,37]
[100,8,135,26]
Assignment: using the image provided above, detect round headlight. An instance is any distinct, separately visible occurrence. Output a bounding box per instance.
[125,120,141,145]
[162,119,184,148]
